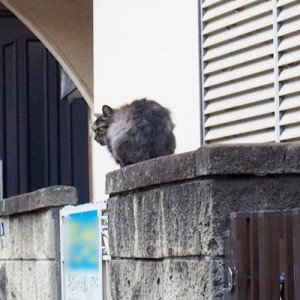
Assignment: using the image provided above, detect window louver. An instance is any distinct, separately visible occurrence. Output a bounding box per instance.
[278,0,300,141]
[200,0,300,143]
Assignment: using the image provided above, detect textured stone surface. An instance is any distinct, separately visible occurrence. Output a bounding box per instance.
[110,257,224,300]
[0,185,78,300]
[0,208,60,260]
[195,143,300,176]
[0,185,77,216]
[108,176,300,258]
[106,151,196,194]
[107,143,300,299]
[207,176,300,244]
[106,143,300,194]
[108,181,210,258]
[0,260,59,300]
[110,259,164,300]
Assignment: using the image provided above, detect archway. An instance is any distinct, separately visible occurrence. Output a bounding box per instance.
[0,0,93,107]
[0,7,90,203]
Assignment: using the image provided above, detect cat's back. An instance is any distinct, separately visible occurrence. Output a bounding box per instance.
[108,99,173,137]
[125,98,174,131]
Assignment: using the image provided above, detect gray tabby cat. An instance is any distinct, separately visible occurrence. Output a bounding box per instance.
[92,98,176,167]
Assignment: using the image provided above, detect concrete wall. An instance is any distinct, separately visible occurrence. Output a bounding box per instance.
[0,186,77,300]
[92,0,200,201]
[106,143,300,299]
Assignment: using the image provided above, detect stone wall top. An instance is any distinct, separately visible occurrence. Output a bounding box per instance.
[106,143,300,194]
[0,185,78,216]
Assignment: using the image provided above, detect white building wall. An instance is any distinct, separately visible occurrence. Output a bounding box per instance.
[93,0,200,200]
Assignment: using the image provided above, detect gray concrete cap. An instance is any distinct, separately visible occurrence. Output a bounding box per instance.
[0,186,78,216]
[106,143,300,194]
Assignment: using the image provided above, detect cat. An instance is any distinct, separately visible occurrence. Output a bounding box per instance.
[92,98,176,167]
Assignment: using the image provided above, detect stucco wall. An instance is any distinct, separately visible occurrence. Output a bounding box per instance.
[93,0,200,200]
[106,143,300,299]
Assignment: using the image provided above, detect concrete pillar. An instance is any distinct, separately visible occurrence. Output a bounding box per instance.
[0,186,77,300]
[106,143,300,299]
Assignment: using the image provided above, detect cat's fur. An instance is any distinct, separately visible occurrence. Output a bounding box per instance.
[92,98,176,167]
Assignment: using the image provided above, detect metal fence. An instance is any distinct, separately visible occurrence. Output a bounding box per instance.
[226,209,300,300]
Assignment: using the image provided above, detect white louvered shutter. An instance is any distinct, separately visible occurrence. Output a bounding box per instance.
[277,0,300,141]
[200,0,300,144]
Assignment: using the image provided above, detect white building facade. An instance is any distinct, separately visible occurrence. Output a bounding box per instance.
[93,0,300,200]
[93,0,201,199]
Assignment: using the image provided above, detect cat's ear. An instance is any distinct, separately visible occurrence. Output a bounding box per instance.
[94,113,101,118]
[102,105,114,118]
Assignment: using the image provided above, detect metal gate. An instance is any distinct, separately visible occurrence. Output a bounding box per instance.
[226,209,300,299]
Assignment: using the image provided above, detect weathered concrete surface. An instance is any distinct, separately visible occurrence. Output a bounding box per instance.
[107,143,300,299]
[0,186,78,300]
[195,143,300,176]
[0,261,58,300]
[106,143,300,194]
[0,209,59,260]
[108,181,209,258]
[110,257,224,300]
[106,151,197,194]
[0,185,77,216]
[108,176,300,258]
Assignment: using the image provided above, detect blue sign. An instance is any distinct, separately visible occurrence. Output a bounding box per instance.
[65,210,99,271]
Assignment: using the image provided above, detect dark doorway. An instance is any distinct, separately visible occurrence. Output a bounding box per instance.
[0,12,90,203]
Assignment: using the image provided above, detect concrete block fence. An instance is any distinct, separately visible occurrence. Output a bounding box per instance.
[0,186,77,300]
[106,143,300,299]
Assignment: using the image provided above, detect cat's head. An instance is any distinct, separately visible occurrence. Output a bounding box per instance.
[92,105,114,146]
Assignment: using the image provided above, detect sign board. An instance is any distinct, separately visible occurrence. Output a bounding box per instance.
[60,203,102,300]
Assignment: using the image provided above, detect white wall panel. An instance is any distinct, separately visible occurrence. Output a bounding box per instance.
[93,0,200,200]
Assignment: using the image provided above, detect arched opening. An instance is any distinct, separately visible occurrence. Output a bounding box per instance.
[0,0,93,107]
[0,4,91,203]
